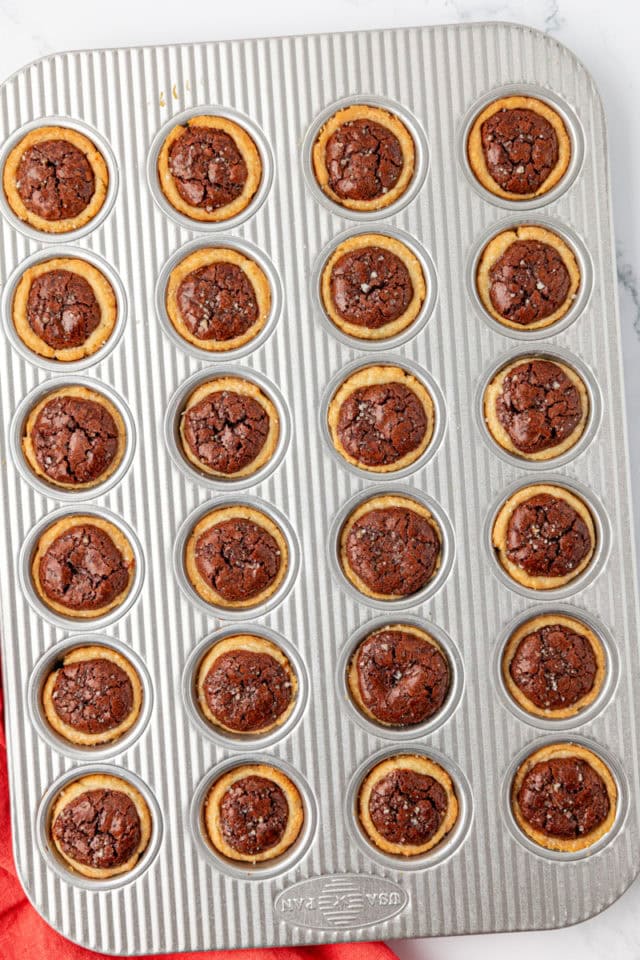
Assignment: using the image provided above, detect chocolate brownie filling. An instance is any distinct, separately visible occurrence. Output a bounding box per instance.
[168,126,248,212]
[52,788,141,869]
[480,107,559,194]
[183,390,269,474]
[325,118,404,202]
[368,768,448,845]
[203,649,292,731]
[26,269,101,349]
[509,623,598,710]
[38,523,129,611]
[195,518,281,602]
[517,757,610,838]
[488,240,571,326]
[505,493,592,578]
[495,359,582,455]
[31,395,119,485]
[330,247,413,329]
[218,775,288,855]
[176,262,258,341]
[16,139,95,220]
[356,629,449,725]
[51,657,134,734]
[337,382,427,466]
[345,506,440,596]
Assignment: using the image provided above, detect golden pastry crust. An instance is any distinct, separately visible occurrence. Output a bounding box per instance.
[492,483,596,590]
[313,105,415,211]
[204,763,304,862]
[340,494,442,601]
[12,257,117,362]
[358,754,458,856]
[477,225,580,331]
[511,742,617,852]
[196,634,297,734]
[328,365,434,472]
[467,96,571,200]
[22,385,127,489]
[502,614,606,719]
[179,376,279,479]
[185,505,288,609]
[166,247,271,352]
[348,624,447,725]
[484,357,589,460]
[321,233,426,341]
[42,644,143,746]
[50,773,152,878]
[3,126,109,233]
[31,515,136,619]
[157,115,262,222]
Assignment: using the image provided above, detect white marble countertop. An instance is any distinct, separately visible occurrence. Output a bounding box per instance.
[1,0,638,957]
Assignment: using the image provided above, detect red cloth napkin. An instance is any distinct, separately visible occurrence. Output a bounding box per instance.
[0,674,397,960]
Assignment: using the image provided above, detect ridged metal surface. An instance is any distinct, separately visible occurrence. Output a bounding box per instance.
[0,21,638,953]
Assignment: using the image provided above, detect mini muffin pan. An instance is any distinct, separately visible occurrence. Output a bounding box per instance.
[0,21,638,955]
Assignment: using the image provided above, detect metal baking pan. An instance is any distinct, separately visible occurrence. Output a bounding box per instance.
[0,20,638,954]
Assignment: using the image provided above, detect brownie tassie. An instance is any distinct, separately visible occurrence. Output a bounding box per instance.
[511,743,617,852]
[185,505,288,609]
[328,365,434,472]
[157,114,262,222]
[477,225,580,331]
[22,385,126,489]
[12,256,117,362]
[340,494,442,601]
[492,483,596,590]
[166,247,271,352]
[502,614,606,719]
[42,644,143,746]
[484,357,589,461]
[179,376,279,479]
[348,624,450,727]
[358,754,458,856]
[197,634,297,734]
[467,95,571,200]
[204,763,304,863]
[32,515,136,619]
[312,105,415,212]
[321,233,425,341]
[50,773,151,878]
[3,125,109,233]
